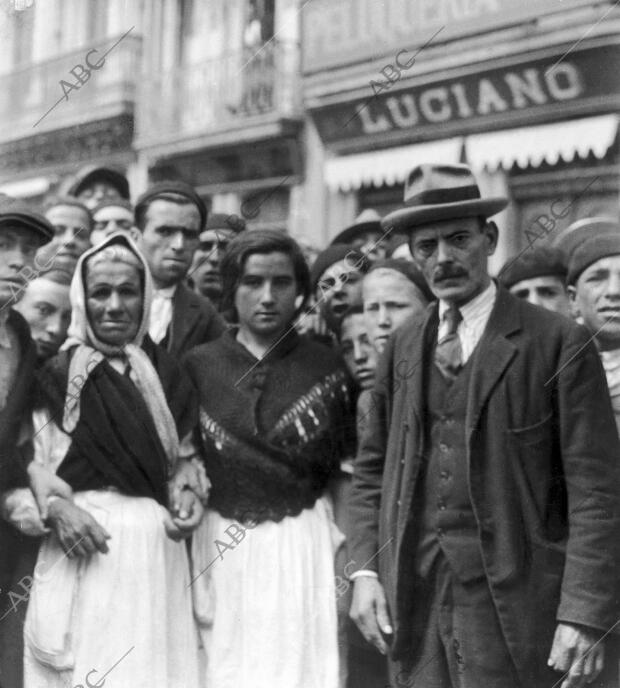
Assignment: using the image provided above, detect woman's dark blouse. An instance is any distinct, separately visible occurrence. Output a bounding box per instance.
[183,329,356,524]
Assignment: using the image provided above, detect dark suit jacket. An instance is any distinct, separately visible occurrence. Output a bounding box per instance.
[349,288,620,684]
[163,283,226,357]
[0,310,38,688]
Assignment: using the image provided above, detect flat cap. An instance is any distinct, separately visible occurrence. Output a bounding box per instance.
[366,258,434,302]
[0,198,54,244]
[567,233,620,285]
[67,166,130,199]
[135,181,207,230]
[203,212,246,234]
[554,217,620,259]
[310,244,369,290]
[498,246,567,289]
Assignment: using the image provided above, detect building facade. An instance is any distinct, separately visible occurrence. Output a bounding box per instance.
[0,0,307,239]
[301,0,620,269]
[0,0,142,204]
[0,0,618,262]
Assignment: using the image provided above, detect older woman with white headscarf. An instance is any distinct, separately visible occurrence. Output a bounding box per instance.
[3,234,206,688]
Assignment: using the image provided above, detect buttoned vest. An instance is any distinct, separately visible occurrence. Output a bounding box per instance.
[413,348,485,582]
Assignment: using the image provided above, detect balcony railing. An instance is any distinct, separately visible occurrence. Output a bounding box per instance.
[138,40,301,144]
[0,33,142,141]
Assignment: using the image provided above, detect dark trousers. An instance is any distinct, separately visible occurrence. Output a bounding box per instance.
[389,556,620,688]
[389,556,520,688]
[0,534,39,688]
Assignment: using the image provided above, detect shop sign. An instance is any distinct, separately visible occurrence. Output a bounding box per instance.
[311,45,620,145]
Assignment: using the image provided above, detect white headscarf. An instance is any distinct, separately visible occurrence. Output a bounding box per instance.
[61,232,179,468]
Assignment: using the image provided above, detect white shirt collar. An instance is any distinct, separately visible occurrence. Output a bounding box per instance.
[153,284,177,298]
[437,281,497,362]
[438,281,496,325]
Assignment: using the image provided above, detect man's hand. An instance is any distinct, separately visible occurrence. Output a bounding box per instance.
[164,490,204,541]
[349,576,393,655]
[27,462,73,520]
[548,622,604,688]
[46,498,111,558]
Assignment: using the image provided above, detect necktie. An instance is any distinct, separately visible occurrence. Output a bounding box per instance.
[435,306,463,381]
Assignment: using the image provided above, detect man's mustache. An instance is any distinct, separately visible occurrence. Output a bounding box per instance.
[433,267,468,281]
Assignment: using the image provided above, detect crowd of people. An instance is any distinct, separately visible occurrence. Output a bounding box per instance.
[0,161,620,688]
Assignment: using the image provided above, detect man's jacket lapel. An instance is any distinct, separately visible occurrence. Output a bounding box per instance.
[466,288,520,436]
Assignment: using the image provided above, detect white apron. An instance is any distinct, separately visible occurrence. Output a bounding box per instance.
[24,490,200,688]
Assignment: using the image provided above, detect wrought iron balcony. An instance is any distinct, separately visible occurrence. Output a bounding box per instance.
[0,33,142,142]
[137,40,301,147]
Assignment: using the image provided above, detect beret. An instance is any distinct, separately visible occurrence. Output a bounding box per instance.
[67,166,130,199]
[567,233,620,285]
[0,199,54,243]
[366,258,434,303]
[554,217,620,259]
[310,244,369,290]
[202,212,246,235]
[498,245,567,289]
[135,181,207,230]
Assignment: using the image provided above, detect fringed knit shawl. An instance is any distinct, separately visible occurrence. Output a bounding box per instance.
[184,329,356,524]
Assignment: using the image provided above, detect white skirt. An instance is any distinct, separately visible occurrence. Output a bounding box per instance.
[191,496,343,688]
[24,490,200,688]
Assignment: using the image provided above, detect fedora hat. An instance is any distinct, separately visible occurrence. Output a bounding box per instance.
[330,209,383,245]
[382,164,508,233]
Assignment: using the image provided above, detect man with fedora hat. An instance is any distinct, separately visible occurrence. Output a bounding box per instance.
[330,209,388,264]
[349,163,620,687]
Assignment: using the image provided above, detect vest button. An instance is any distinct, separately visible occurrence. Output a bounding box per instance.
[437,528,444,537]
[439,443,449,453]
[440,470,450,479]
[438,500,446,510]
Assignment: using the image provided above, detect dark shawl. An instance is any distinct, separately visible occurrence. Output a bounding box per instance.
[184,329,356,523]
[34,336,197,507]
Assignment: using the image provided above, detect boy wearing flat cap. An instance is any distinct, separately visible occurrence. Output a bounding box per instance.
[562,218,620,435]
[498,245,571,317]
[330,209,388,264]
[349,164,620,687]
[0,199,68,688]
